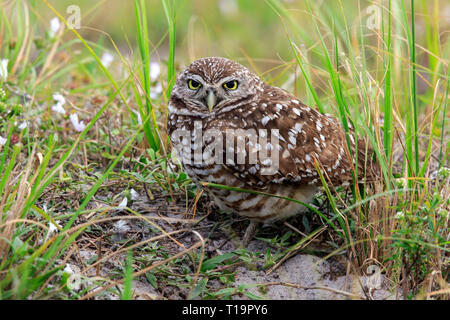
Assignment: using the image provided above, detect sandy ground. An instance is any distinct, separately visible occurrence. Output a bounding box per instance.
[71,191,399,300]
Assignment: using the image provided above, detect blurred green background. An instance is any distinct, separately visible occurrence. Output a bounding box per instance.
[28,0,448,71]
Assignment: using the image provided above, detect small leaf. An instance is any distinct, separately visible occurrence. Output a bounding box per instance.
[201,252,235,272]
[213,288,235,298]
[145,272,157,288]
[243,291,265,300]
[302,215,310,233]
[188,278,207,299]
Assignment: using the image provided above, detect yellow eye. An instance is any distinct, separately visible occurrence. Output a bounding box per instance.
[188,79,202,90]
[223,80,238,91]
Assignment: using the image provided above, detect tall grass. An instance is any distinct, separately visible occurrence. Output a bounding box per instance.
[0,0,195,299]
[383,0,393,177]
[264,0,448,297]
[134,0,161,151]
[0,0,448,300]
[162,0,177,97]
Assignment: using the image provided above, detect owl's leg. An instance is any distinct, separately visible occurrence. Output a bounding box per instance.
[241,220,259,247]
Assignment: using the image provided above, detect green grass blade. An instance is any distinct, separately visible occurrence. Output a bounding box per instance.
[135,0,161,151]
[162,0,177,96]
[383,0,393,173]
[122,250,134,300]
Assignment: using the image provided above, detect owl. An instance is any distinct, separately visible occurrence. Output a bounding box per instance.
[168,57,379,245]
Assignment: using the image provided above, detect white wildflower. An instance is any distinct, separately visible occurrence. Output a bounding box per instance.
[0,136,7,146]
[53,93,66,105]
[51,93,66,115]
[118,197,128,209]
[64,264,81,291]
[44,219,62,242]
[130,188,139,201]
[18,121,27,131]
[114,220,130,234]
[51,103,66,114]
[64,264,73,274]
[48,221,60,235]
[149,62,160,81]
[100,52,114,68]
[0,59,8,81]
[69,113,86,132]
[395,211,404,219]
[49,17,61,38]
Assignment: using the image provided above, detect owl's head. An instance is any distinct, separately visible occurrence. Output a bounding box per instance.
[170,57,262,115]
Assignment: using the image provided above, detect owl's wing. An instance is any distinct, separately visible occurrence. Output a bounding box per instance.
[217,89,378,188]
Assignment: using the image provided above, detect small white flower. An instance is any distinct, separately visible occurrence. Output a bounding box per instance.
[64,264,81,291]
[0,136,7,146]
[48,221,61,235]
[0,59,8,81]
[44,219,62,242]
[100,52,114,68]
[64,264,74,274]
[53,93,66,105]
[114,220,130,234]
[51,93,66,115]
[49,17,61,37]
[130,188,139,201]
[18,121,27,130]
[69,113,86,132]
[149,62,160,81]
[51,103,66,115]
[395,211,404,219]
[118,197,128,209]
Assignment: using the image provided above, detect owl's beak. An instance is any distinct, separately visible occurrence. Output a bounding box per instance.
[206,89,217,112]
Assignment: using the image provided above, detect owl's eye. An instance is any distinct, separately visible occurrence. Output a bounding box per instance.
[188,79,202,90]
[223,80,239,91]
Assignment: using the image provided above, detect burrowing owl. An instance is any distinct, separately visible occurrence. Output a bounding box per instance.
[168,57,378,245]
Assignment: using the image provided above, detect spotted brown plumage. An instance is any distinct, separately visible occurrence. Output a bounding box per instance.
[168,57,379,225]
